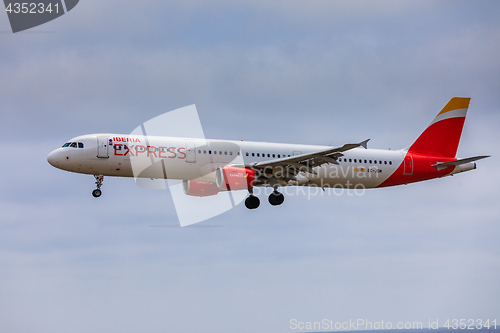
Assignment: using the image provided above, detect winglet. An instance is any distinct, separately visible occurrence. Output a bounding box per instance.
[360,139,370,149]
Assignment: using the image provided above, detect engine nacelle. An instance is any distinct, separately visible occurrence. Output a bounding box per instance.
[182,180,220,197]
[216,166,255,191]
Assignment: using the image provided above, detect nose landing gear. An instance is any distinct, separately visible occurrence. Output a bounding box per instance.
[92,175,104,198]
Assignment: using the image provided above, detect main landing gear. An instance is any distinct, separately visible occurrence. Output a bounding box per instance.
[245,187,260,209]
[245,195,260,209]
[92,175,104,198]
[268,189,284,206]
[245,187,284,209]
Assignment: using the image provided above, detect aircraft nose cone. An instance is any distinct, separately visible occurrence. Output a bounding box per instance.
[47,150,59,167]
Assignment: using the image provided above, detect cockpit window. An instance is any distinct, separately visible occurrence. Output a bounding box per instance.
[62,141,83,148]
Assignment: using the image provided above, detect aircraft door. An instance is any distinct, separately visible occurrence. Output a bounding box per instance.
[185,140,196,163]
[403,153,413,175]
[97,137,110,158]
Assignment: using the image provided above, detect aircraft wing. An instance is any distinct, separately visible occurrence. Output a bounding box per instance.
[251,139,370,175]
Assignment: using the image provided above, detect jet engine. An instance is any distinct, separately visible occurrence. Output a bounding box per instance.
[216,166,255,191]
[182,180,220,197]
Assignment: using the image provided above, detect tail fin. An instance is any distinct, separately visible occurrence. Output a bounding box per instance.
[408,97,470,158]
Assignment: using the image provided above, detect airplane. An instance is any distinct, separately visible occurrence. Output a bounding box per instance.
[47,97,489,209]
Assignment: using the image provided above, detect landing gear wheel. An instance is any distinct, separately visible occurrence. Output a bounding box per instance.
[268,191,284,206]
[245,195,260,209]
[92,175,104,198]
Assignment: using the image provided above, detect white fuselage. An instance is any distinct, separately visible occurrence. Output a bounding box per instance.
[48,134,406,189]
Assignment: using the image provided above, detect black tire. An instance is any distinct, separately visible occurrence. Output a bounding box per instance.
[245,195,260,209]
[92,189,102,198]
[268,192,284,206]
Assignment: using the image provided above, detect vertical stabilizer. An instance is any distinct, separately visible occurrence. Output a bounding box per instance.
[408,97,470,157]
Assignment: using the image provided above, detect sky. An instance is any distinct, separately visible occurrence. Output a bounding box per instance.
[1,1,499,332]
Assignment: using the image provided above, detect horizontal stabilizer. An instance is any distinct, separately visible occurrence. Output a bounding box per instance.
[432,156,490,170]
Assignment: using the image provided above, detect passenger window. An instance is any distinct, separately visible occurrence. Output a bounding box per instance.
[214,151,217,154]
[374,160,377,164]
[204,150,206,154]
[198,150,201,153]
[272,154,275,158]
[349,159,352,162]
[246,152,249,156]
[252,153,255,157]
[78,142,84,148]
[209,150,212,154]
[230,152,233,155]
[219,151,222,155]
[369,160,372,164]
[384,161,387,165]
[267,154,270,157]
[389,161,392,165]
[257,153,260,157]
[278,154,280,158]
[354,159,357,163]
[225,151,227,155]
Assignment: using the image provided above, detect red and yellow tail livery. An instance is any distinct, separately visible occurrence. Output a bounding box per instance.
[409,97,470,158]
[379,97,488,188]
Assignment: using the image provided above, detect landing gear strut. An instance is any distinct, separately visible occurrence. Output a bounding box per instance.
[268,189,284,206]
[92,175,104,198]
[245,187,260,209]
